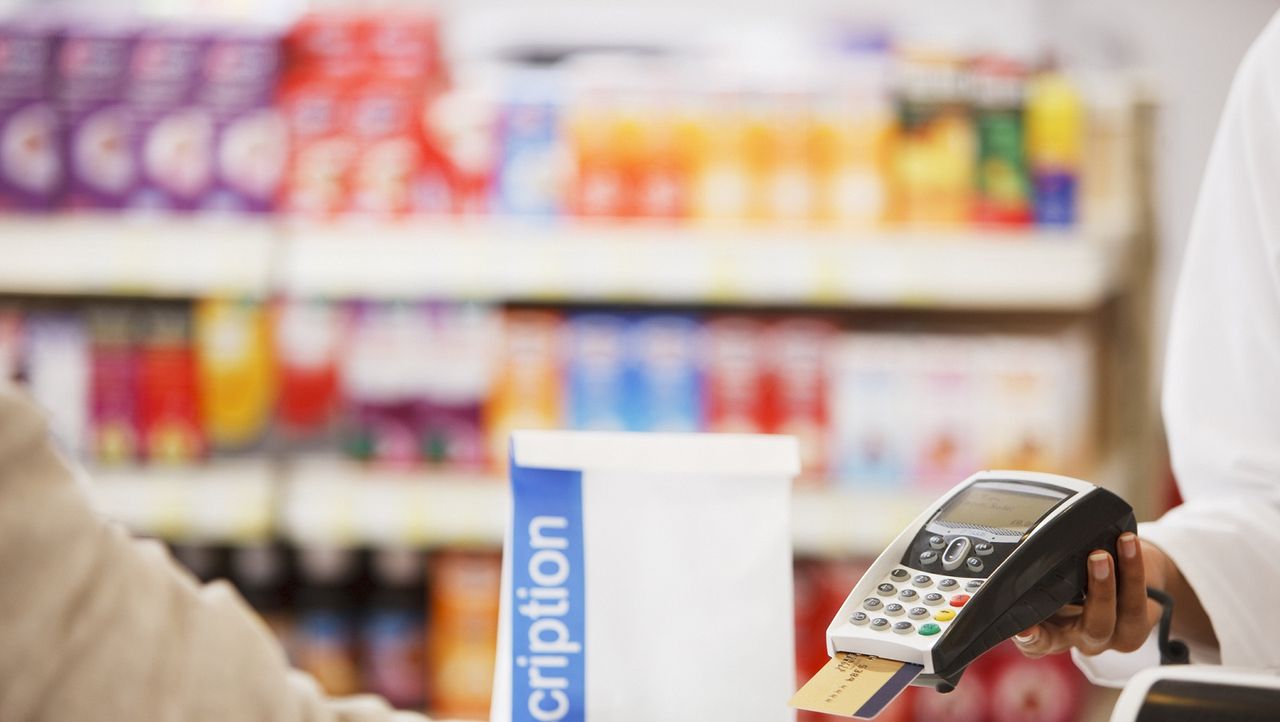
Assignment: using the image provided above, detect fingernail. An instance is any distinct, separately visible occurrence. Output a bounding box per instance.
[1120,533,1137,559]
[1090,552,1110,580]
[1014,631,1037,645]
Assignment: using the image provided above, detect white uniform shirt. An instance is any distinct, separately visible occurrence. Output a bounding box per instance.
[1074,10,1280,686]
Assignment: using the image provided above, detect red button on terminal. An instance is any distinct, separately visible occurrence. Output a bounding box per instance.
[949,594,971,607]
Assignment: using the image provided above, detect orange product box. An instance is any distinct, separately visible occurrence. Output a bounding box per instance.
[688,98,751,223]
[427,551,502,720]
[484,311,564,470]
[633,102,691,220]
[194,299,276,453]
[565,94,627,218]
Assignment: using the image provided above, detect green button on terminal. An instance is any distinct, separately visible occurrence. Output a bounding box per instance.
[918,623,941,636]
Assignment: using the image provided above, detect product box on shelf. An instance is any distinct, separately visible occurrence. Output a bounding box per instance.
[274,300,345,446]
[830,334,914,489]
[971,55,1032,226]
[625,314,702,432]
[910,336,982,491]
[762,317,835,480]
[137,308,204,463]
[0,17,61,211]
[126,26,210,212]
[56,19,137,210]
[346,76,430,216]
[195,299,276,453]
[484,310,563,468]
[88,306,140,464]
[278,71,353,216]
[428,550,501,720]
[492,68,564,218]
[702,315,768,433]
[195,29,287,214]
[362,547,427,711]
[416,304,500,467]
[891,49,975,225]
[294,546,363,698]
[23,313,90,455]
[340,301,432,465]
[564,312,629,431]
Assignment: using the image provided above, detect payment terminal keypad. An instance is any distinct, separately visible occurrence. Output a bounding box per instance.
[852,566,984,639]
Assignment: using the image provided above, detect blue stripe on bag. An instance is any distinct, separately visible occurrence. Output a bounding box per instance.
[511,463,586,722]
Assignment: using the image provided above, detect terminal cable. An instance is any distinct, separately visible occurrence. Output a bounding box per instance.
[1146,587,1190,665]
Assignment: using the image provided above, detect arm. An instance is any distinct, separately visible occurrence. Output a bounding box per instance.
[0,385,429,721]
[1017,9,1280,680]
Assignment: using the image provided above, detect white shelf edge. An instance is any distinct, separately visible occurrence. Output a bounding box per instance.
[1,215,1130,310]
[84,455,1130,556]
[0,215,276,299]
[280,219,1131,310]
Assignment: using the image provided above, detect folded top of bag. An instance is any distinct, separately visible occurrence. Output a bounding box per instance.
[511,430,801,477]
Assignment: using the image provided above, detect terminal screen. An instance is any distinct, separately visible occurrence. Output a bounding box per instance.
[936,484,1065,533]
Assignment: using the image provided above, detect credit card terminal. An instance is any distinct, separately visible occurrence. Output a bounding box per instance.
[827,470,1136,691]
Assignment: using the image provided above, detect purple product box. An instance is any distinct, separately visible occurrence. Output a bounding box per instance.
[125,26,209,212]
[0,19,60,211]
[55,21,136,210]
[195,29,285,214]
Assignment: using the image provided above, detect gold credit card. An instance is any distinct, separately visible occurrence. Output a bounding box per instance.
[789,652,923,719]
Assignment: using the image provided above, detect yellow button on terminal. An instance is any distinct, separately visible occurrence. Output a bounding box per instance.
[933,609,956,622]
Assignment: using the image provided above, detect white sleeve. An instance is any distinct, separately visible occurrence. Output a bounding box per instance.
[1075,10,1280,686]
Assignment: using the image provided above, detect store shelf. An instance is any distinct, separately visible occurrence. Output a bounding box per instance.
[86,454,1133,555]
[280,458,508,549]
[85,457,936,556]
[281,219,1130,310]
[0,215,275,298]
[0,215,1129,310]
[86,460,276,543]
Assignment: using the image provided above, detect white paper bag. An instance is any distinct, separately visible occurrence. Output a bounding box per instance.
[491,430,799,722]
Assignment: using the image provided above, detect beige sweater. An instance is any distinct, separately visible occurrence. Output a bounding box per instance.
[0,385,431,722]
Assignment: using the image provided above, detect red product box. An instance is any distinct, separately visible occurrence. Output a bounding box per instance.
[137,311,204,463]
[361,12,445,88]
[345,76,428,216]
[278,71,355,216]
[702,316,769,433]
[761,318,836,480]
[284,13,366,79]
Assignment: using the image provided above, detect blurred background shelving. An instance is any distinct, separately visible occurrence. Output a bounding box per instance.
[3,0,1244,718]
